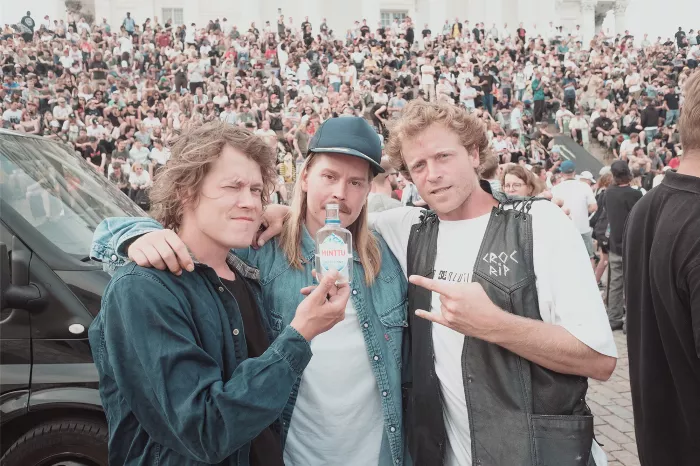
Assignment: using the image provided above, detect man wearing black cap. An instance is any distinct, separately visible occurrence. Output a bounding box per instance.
[604,160,642,331]
[88,118,410,466]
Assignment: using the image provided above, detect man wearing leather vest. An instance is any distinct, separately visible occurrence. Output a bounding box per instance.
[374,100,618,466]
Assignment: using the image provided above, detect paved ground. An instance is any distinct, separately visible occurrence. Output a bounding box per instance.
[590,132,638,465]
[589,330,640,466]
[553,133,640,465]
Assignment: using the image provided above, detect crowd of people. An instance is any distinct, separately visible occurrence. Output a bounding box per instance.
[1,10,697,320]
[3,8,698,466]
[2,11,696,204]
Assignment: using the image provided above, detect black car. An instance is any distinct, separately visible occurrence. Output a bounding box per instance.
[0,129,144,465]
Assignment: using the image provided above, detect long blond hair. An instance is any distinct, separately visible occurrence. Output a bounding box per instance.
[279,153,382,285]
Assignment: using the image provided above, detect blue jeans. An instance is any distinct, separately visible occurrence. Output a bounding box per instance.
[331,82,341,92]
[666,109,680,127]
[483,94,494,115]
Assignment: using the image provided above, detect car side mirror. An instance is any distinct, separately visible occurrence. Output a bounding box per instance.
[0,242,45,312]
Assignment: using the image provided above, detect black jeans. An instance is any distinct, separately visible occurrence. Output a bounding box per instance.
[534,100,545,123]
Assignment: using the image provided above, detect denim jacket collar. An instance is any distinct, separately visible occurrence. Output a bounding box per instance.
[190,251,260,281]
[300,224,362,264]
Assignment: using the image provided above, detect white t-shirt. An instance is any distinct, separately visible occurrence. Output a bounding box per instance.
[59,55,74,68]
[142,117,162,131]
[297,62,310,82]
[371,202,617,466]
[421,65,436,85]
[510,107,523,130]
[2,109,22,124]
[551,179,597,234]
[284,299,383,465]
[118,36,133,54]
[149,147,170,165]
[327,62,341,84]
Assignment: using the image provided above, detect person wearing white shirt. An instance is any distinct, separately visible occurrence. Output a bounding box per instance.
[87,121,107,139]
[142,112,162,132]
[491,133,511,163]
[420,62,436,102]
[619,134,640,160]
[212,90,229,108]
[509,101,524,131]
[220,103,237,125]
[368,106,615,466]
[59,51,74,69]
[118,33,133,55]
[460,81,478,111]
[298,82,313,97]
[129,141,151,167]
[327,61,342,92]
[148,140,170,177]
[277,43,289,74]
[569,112,588,145]
[297,57,310,82]
[221,18,231,35]
[184,26,196,45]
[52,99,72,122]
[551,160,598,266]
[254,120,278,148]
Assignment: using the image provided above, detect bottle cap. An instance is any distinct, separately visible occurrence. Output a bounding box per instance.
[325,203,341,224]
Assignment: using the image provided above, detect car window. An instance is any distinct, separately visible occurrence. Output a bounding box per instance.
[0,133,143,259]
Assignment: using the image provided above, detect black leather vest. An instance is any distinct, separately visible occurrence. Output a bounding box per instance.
[404,190,594,466]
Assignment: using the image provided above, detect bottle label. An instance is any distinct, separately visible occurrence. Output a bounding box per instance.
[319,233,349,272]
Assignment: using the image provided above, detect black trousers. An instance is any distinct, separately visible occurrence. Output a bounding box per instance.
[534,100,545,123]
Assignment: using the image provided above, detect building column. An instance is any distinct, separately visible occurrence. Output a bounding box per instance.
[613,0,628,36]
[580,0,596,46]
[361,0,380,31]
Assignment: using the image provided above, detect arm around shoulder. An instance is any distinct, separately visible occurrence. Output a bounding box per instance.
[96,269,310,462]
[91,217,164,264]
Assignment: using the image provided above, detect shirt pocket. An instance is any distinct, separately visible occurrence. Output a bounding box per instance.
[268,309,284,336]
[378,299,408,369]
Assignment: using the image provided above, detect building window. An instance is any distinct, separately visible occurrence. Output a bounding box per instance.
[380,11,407,28]
[162,8,184,26]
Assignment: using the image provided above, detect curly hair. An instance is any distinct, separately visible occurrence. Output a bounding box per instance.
[149,121,277,231]
[385,100,493,178]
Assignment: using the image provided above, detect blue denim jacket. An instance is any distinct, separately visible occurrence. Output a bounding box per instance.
[89,252,312,466]
[91,217,409,466]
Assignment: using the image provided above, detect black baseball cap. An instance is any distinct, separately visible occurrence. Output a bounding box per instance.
[308,117,384,175]
[610,160,632,179]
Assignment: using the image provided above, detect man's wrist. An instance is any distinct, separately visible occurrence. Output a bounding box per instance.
[290,319,314,342]
[482,307,518,345]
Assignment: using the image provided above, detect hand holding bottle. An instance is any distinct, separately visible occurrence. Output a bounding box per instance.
[291,270,349,341]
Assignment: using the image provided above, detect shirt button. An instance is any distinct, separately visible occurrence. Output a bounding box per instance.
[218,286,225,292]
[352,289,358,295]
[373,355,379,361]
[389,426,396,433]
[111,254,117,261]
[233,329,239,336]
[363,322,369,328]
[382,391,388,397]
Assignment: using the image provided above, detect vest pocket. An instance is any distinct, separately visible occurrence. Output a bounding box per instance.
[529,413,593,466]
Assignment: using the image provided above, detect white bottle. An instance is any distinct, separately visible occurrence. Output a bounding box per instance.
[315,203,353,284]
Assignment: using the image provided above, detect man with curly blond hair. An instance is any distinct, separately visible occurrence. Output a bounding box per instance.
[376,100,617,466]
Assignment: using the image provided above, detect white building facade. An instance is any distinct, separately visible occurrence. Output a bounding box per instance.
[2,0,698,45]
